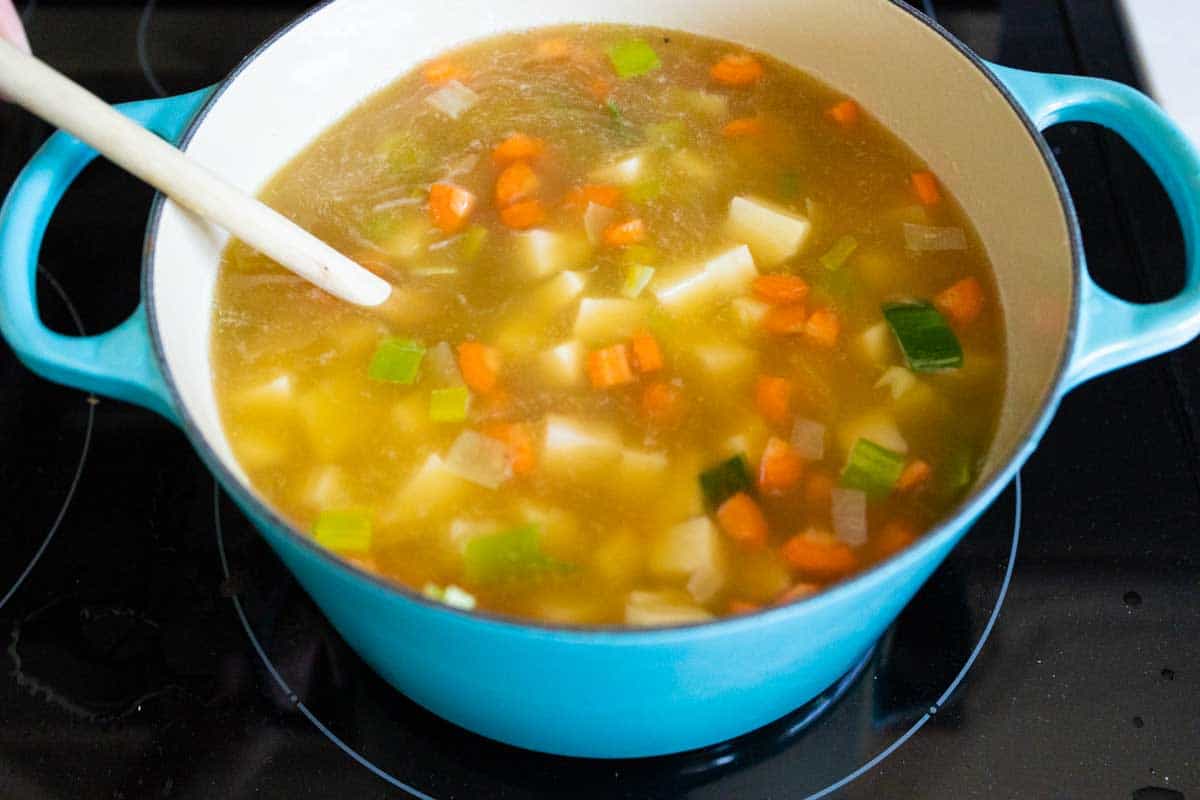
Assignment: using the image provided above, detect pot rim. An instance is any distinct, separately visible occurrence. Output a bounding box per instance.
[143,0,1081,641]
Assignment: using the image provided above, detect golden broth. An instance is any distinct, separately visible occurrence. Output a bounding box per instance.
[211,24,1005,626]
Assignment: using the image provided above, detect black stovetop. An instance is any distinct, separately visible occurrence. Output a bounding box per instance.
[1,1,1197,798]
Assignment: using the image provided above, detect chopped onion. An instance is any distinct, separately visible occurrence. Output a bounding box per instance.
[583,202,617,245]
[424,80,479,119]
[790,417,826,460]
[441,584,477,610]
[444,430,512,489]
[875,366,917,399]
[427,341,464,385]
[687,565,723,603]
[903,223,967,252]
[831,488,868,546]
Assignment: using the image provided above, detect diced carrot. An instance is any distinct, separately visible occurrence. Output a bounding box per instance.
[427,182,477,234]
[457,342,501,395]
[564,183,621,210]
[640,381,686,426]
[804,471,834,510]
[877,520,917,558]
[804,308,840,348]
[762,304,808,335]
[495,161,539,207]
[775,582,820,605]
[493,134,546,165]
[482,422,537,476]
[423,60,469,86]
[780,529,858,579]
[827,99,859,126]
[630,330,663,374]
[759,436,805,493]
[533,37,572,62]
[754,376,791,425]
[911,170,941,205]
[752,274,810,305]
[499,199,546,229]
[711,53,764,86]
[934,277,984,326]
[717,492,769,548]
[722,117,765,138]
[602,218,646,247]
[728,599,762,615]
[895,459,932,493]
[588,77,612,104]
[587,344,636,389]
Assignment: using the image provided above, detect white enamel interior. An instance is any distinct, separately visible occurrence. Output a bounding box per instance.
[152,0,1073,499]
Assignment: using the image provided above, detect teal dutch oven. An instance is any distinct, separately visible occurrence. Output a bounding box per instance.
[2,0,1198,758]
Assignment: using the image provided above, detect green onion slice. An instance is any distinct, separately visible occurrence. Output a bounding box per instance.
[368,338,425,384]
[882,301,963,372]
[840,438,905,498]
[463,524,564,584]
[699,454,754,511]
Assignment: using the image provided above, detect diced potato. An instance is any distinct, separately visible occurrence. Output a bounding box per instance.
[528,591,608,625]
[230,430,289,469]
[856,322,897,367]
[591,527,644,586]
[686,342,759,387]
[572,298,648,345]
[448,517,502,552]
[379,213,434,261]
[723,196,812,266]
[302,464,352,509]
[514,229,591,282]
[529,270,588,314]
[648,516,724,580]
[837,409,909,455]
[614,448,669,499]
[493,316,544,357]
[669,148,718,182]
[385,454,472,527]
[297,380,374,461]
[652,246,758,316]
[625,589,714,627]
[232,373,295,414]
[676,89,729,118]
[537,341,586,387]
[894,380,951,428]
[687,565,724,603]
[519,502,584,562]
[590,152,645,185]
[730,297,769,336]
[541,415,623,479]
[652,459,705,524]
[391,392,429,436]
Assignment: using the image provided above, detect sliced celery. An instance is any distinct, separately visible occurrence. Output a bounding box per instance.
[368,338,425,384]
[840,438,905,498]
[429,386,471,422]
[607,39,661,79]
[458,224,488,263]
[463,524,563,584]
[313,509,372,553]
[820,235,859,270]
[622,265,656,299]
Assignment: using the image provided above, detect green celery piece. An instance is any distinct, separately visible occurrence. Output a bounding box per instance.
[361,211,400,244]
[621,265,656,299]
[607,39,661,79]
[840,438,906,498]
[463,524,560,584]
[645,119,686,148]
[606,101,625,123]
[778,171,801,200]
[820,235,859,270]
[368,338,425,384]
[314,509,372,553]
[622,244,659,266]
[699,455,754,511]
[882,301,964,372]
[945,448,974,493]
[627,178,663,204]
[429,386,471,422]
[458,224,488,263]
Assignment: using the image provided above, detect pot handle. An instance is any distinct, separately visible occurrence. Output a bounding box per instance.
[988,63,1200,389]
[0,88,211,422]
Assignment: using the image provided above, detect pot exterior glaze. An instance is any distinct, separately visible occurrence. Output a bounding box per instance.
[3,0,1198,757]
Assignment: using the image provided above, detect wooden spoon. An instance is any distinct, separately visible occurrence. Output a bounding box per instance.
[0,38,392,308]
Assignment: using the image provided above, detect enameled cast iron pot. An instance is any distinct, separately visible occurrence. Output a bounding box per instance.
[3,0,1199,759]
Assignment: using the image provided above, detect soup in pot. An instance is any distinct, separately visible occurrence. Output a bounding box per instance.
[211,24,1005,626]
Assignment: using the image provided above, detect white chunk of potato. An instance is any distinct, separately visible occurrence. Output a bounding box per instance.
[614,448,669,498]
[572,297,648,345]
[652,245,758,316]
[625,590,714,627]
[591,528,643,587]
[648,517,725,581]
[514,229,590,281]
[838,409,909,455]
[589,152,645,185]
[231,430,288,470]
[302,465,352,510]
[537,341,586,388]
[730,297,769,336]
[518,502,584,562]
[705,244,758,294]
[686,343,759,388]
[232,373,295,414]
[541,415,623,479]
[674,88,729,118]
[297,380,374,461]
[724,196,812,266]
[856,321,897,367]
[384,454,471,528]
[529,270,588,314]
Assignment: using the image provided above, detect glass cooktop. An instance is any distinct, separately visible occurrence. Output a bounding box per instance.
[1,1,1196,797]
